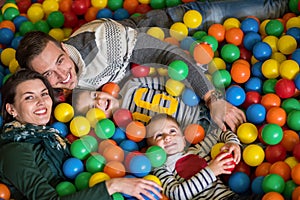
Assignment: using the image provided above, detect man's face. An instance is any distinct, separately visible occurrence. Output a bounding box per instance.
[30,41,78,90]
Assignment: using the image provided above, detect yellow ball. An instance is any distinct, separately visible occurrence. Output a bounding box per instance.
[49,28,65,41]
[279,59,299,80]
[9,58,19,74]
[262,35,278,53]
[143,174,162,186]
[208,57,226,75]
[165,79,185,97]
[243,144,265,167]
[211,142,225,159]
[42,0,59,16]
[183,10,202,29]
[63,28,73,39]
[286,17,300,30]
[259,19,270,36]
[54,103,74,123]
[170,22,188,41]
[138,0,150,4]
[27,5,45,23]
[89,172,110,187]
[237,123,258,144]
[285,156,299,169]
[223,17,240,30]
[1,3,18,14]
[261,59,280,79]
[156,68,168,76]
[146,27,165,41]
[70,116,91,137]
[271,52,286,63]
[1,48,16,67]
[86,108,106,128]
[277,35,297,55]
[91,0,107,9]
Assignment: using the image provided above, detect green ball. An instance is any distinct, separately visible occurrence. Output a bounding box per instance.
[212,69,232,88]
[166,0,181,7]
[56,181,76,196]
[168,60,189,81]
[262,79,277,94]
[75,172,92,191]
[150,0,166,9]
[85,153,106,173]
[112,192,125,200]
[47,11,65,28]
[107,0,123,11]
[192,30,207,40]
[19,21,35,36]
[81,135,98,152]
[3,7,19,21]
[261,123,283,145]
[145,145,167,168]
[281,98,300,114]
[200,35,218,52]
[70,139,92,160]
[265,19,284,37]
[34,20,50,33]
[220,43,240,63]
[262,174,285,193]
[289,0,300,14]
[282,180,297,200]
[287,110,300,131]
[95,118,116,139]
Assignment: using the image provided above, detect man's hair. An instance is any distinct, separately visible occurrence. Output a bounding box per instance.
[16,31,63,70]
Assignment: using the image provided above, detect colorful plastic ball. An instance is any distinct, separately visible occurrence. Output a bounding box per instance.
[246,103,266,124]
[111,128,126,144]
[19,20,33,36]
[244,77,263,93]
[193,43,214,64]
[62,157,84,179]
[183,10,202,29]
[56,181,76,196]
[63,11,79,28]
[165,78,185,97]
[69,116,90,137]
[86,153,106,173]
[241,17,259,33]
[150,0,165,9]
[192,30,207,40]
[225,85,246,106]
[287,27,300,44]
[220,43,240,63]
[266,106,286,126]
[98,139,117,154]
[125,121,146,142]
[145,145,167,168]
[85,108,106,128]
[211,142,225,159]
[280,129,299,152]
[208,23,225,42]
[70,138,93,160]
[262,173,285,193]
[292,186,300,200]
[113,8,130,20]
[262,79,277,94]
[241,91,261,109]
[0,183,10,200]
[265,143,286,164]
[123,0,139,14]
[0,28,14,45]
[251,176,265,195]
[283,180,297,200]
[184,124,205,144]
[54,103,74,123]
[119,139,139,153]
[225,27,244,46]
[168,60,188,81]
[0,20,16,33]
[144,174,162,186]
[243,144,265,167]
[291,163,300,185]
[89,172,111,187]
[101,82,120,98]
[34,20,50,33]
[275,78,295,99]
[261,93,281,110]
[228,172,250,194]
[293,143,300,160]
[146,27,165,40]
[47,11,65,28]
[265,19,284,37]
[270,161,291,182]
[212,69,232,88]
[48,28,65,42]
[130,63,150,78]
[104,160,126,178]
[262,192,284,200]
[223,17,241,30]
[95,118,115,139]
[129,155,152,177]
[243,31,262,51]
[91,0,107,8]
[71,0,89,15]
[102,144,125,162]
[200,35,218,52]
[278,35,297,55]
[255,162,271,177]
[252,42,272,62]
[3,7,19,21]
[27,5,44,23]
[13,15,28,31]
[170,22,188,41]
[237,122,258,144]
[51,121,68,137]
[230,61,250,84]
[250,62,264,79]
[182,88,200,106]
[16,0,31,13]
[96,8,113,19]
[279,59,299,80]
[112,108,133,129]
[74,171,92,191]
[294,72,300,90]
[261,123,283,145]
[180,36,196,51]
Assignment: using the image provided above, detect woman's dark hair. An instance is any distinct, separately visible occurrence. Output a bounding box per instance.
[1,69,55,123]
[16,31,63,70]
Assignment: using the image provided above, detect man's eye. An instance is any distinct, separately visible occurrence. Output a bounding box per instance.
[44,71,53,78]
[58,57,64,65]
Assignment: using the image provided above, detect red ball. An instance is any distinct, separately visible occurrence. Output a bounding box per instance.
[131,63,150,78]
[17,0,31,14]
[275,78,296,99]
[63,11,79,28]
[101,82,120,98]
[233,160,251,176]
[66,133,79,143]
[265,143,287,163]
[293,142,300,160]
[135,4,152,14]
[113,108,133,128]
[216,152,236,172]
[241,91,261,109]
[72,0,89,15]
[239,45,252,62]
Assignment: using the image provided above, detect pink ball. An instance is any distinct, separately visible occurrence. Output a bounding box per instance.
[113,108,133,128]
[131,63,150,78]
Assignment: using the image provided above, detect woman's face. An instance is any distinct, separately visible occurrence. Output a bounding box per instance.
[75,90,120,118]
[6,79,53,125]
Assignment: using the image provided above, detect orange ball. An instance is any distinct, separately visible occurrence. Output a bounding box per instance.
[123,0,139,15]
[225,27,244,46]
[101,82,120,98]
[59,0,72,12]
[260,93,281,110]
[269,161,291,181]
[292,163,300,185]
[0,183,10,200]
[126,121,146,142]
[184,124,205,144]
[230,60,251,83]
[84,7,99,22]
[102,145,125,162]
[292,186,300,200]
[193,43,214,64]
[262,192,284,200]
[280,129,300,152]
[0,20,15,33]
[255,162,271,177]
[104,161,126,178]
[98,139,117,154]
[266,106,287,127]
[208,23,226,42]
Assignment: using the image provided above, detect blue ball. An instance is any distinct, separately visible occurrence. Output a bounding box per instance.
[244,77,263,93]
[243,32,261,51]
[142,187,161,200]
[51,121,69,137]
[180,36,196,51]
[113,8,130,20]
[129,155,151,177]
[122,175,136,198]
[294,73,300,90]
[111,127,126,144]
[119,139,139,153]
[291,48,300,66]
[0,28,14,45]
[96,8,113,19]
[240,18,259,33]
[252,42,272,61]
[13,15,28,31]
[246,103,266,124]
[251,62,265,79]
[63,157,84,179]
[286,27,300,43]
[228,172,251,194]
[225,85,246,106]
[251,176,265,195]
[182,88,200,106]
[10,36,23,50]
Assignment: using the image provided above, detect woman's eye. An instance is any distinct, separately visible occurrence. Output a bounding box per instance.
[42,92,49,97]
[24,96,33,100]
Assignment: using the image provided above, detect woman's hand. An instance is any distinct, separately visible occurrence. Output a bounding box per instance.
[106,177,162,200]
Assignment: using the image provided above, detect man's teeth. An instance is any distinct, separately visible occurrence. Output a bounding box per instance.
[62,73,71,83]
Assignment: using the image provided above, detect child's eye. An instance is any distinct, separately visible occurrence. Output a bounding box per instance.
[170,129,177,134]
[154,133,163,140]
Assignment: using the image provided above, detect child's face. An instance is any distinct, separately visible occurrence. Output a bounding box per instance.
[75,90,120,118]
[147,118,186,156]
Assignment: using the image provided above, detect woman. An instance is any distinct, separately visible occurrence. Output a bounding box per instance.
[0,69,162,200]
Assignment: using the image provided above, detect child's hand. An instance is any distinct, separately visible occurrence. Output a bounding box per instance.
[208,152,236,176]
[221,142,241,164]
